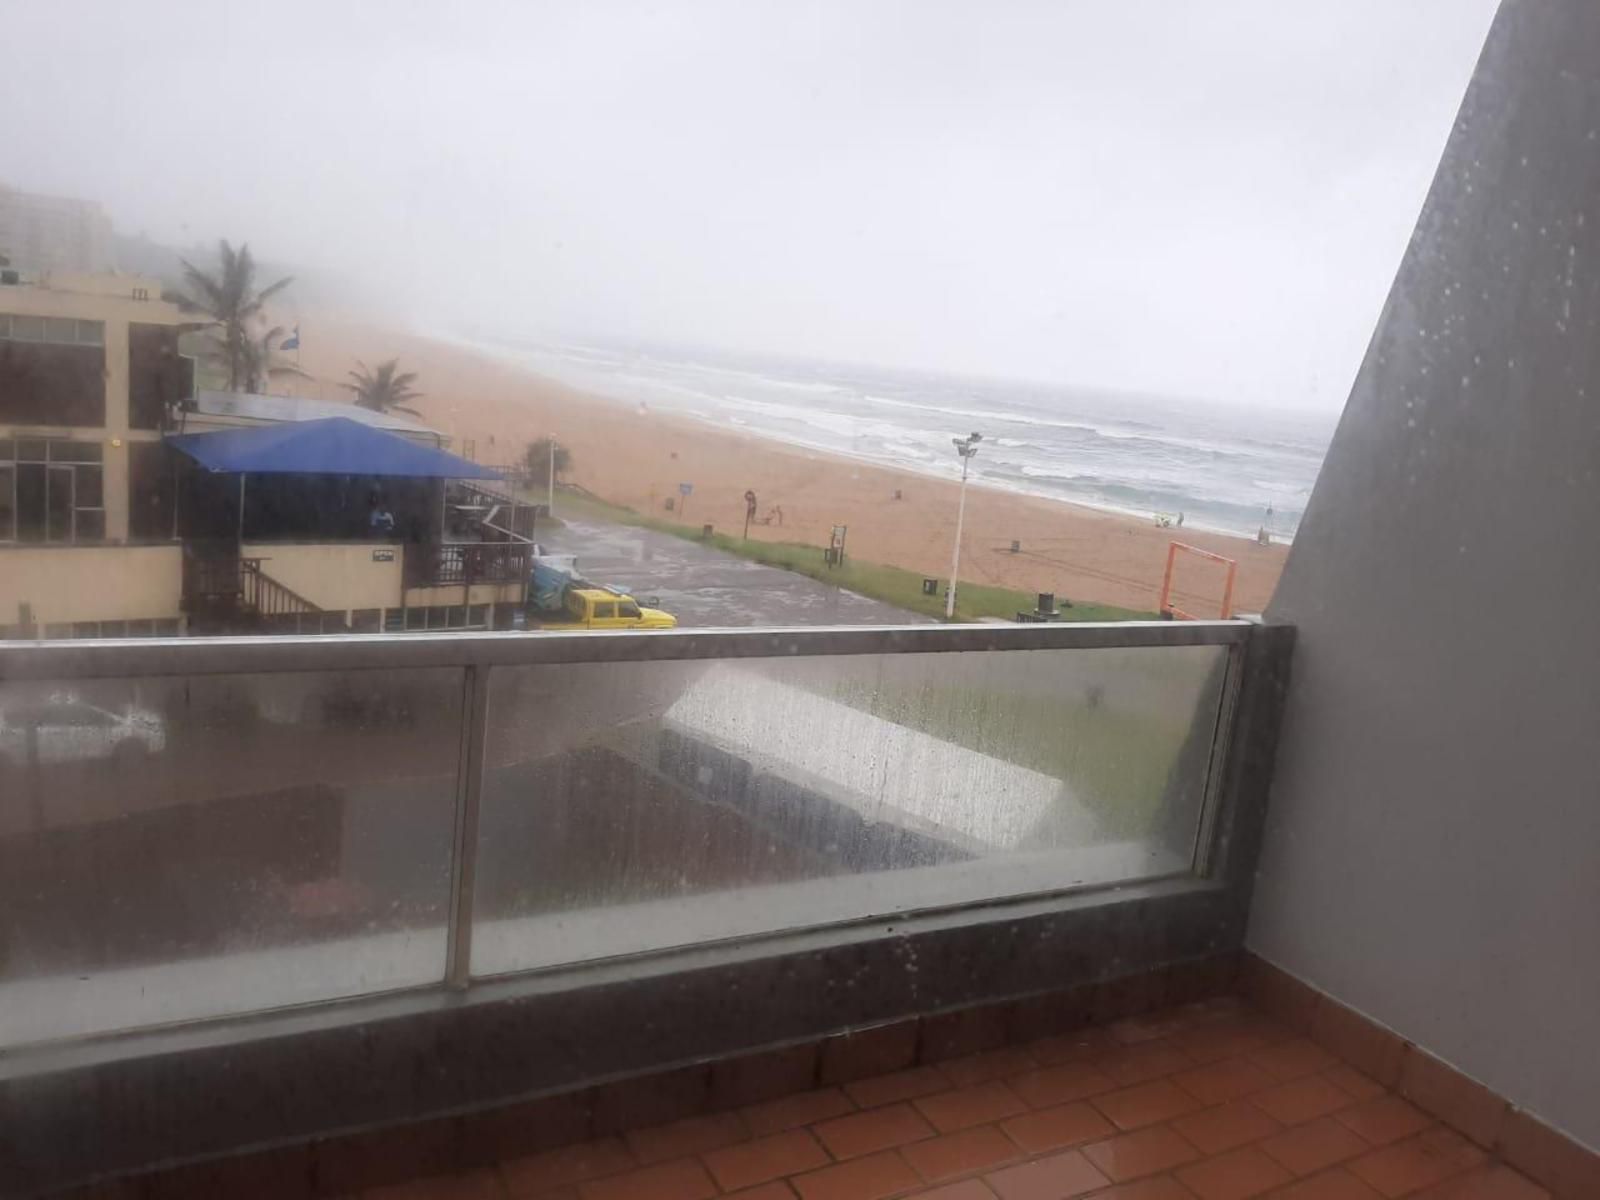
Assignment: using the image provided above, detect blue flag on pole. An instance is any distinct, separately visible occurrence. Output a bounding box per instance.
[280,324,300,351]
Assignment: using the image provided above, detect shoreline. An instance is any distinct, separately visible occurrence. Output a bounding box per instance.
[452,331,1306,545]
[291,313,1290,615]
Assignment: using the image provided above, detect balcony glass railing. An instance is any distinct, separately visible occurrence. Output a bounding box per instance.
[0,620,1248,1048]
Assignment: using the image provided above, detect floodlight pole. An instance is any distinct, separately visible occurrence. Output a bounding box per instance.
[945,432,982,620]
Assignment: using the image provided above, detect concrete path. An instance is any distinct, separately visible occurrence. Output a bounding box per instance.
[537,516,928,627]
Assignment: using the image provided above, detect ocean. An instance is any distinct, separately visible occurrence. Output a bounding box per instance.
[470,336,1335,542]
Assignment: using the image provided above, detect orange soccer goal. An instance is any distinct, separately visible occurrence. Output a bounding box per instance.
[1159,541,1238,620]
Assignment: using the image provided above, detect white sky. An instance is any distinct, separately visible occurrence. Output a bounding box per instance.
[1,1,1499,409]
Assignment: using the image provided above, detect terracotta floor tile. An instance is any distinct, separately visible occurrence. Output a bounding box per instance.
[1001,1102,1117,1154]
[1346,1128,1486,1197]
[723,1185,800,1200]
[1092,1081,1202,1132]
[1247,1041,1339,1084]
[1027,1029,1120,1067]
[1083,1178,1201,1200]
[848,1068,952,1111]
[1173,1023,1279,1065]
[1174,1146,1292,1200]
[791,1149,922,1200]
[1258,1117,1369,1177]
[1082,1126,1200,1182]
[500,1138,637,1196]
[906,1182,1000,1200]
[704,1130,831,1192]
[577,1158,718,1200]
[624,1112,747,1165]
[902,1126,1022,1183]
[1112,1013,1199,1046]
[1009,1064,1118,1110]
[1318,1068,1384,1104]
[986,1148,1111,1199]
[814,1103,936,1160]
[745,1089,858,1137]
[1171,1102,1283,1156]
[1267,1169,1386,1199]
[941,1048,1041,1089]
[1081,1184,1196,1200]
[1251,1078,1355,1126]
[1096,1045,1196,1087]
[1173,1059,1278,1106]
[1333,1097,1432,1147]
[915,1083,1030,1134]
[364,1170,507,1199]
[1410,1164,1550,1199]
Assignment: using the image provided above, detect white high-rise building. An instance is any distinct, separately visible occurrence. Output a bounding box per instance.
[0,183,113,274]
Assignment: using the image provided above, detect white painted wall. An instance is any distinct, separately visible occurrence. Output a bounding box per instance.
[1252,0,1600,1152]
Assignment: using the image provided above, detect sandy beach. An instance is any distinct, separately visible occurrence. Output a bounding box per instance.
[293,316,1288,616]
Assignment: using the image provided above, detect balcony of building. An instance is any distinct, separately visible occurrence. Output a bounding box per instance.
[4,3,1600,1198]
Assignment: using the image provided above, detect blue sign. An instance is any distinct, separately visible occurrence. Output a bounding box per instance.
[678,482,694,496]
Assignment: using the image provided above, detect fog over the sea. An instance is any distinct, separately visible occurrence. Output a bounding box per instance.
[1,0,1497,410]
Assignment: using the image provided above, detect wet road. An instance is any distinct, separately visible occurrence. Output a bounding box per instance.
[536,517,928,627]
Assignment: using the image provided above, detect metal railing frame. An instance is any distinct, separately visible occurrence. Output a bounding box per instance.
[0,619,1253,1030]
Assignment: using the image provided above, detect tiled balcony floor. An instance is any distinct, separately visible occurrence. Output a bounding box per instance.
[355,998,1547,1200]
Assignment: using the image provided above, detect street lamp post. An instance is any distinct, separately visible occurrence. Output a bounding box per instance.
[546,436,557,517]
[946,432,982,620]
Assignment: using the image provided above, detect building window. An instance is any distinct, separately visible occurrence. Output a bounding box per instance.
[0,315,104,346]
[0,317,107,426]
[0,438,106,544]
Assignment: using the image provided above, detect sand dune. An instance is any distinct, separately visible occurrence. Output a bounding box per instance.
[292,316,1288,615]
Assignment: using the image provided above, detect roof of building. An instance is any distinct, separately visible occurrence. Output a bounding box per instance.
[192,390,439,437]
[165,417,501,479]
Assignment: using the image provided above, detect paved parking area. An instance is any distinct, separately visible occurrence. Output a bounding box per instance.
[537,517,927,628]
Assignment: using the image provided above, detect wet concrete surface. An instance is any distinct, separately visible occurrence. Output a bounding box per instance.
[537,517,928,627]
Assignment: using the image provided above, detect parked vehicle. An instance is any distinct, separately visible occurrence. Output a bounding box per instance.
[0,697,167,765]
[524,554,677,630]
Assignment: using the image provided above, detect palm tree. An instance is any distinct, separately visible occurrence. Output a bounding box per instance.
[169,240,294,391]
[345,359,423,415]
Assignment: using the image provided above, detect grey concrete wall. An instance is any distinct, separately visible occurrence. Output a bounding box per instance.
[1251,0,1600,1152]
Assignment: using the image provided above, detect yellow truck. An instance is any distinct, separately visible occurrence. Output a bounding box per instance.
[525,554,677,630]
[537,586,677,631]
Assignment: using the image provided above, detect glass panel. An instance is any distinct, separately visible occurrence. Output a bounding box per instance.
[10,315,43,342]
[0,668,465,1045]
[15,464,45,542]
[0,466,13,541]
[50,440,102,463]
[76,320,104,346]
[473,645,1228,976]
[45,466,72,542]
[0,438,11,461]
[73,509,105,542]
[45,318,78,345]
[15,439,48,462]
[74,465,103,507]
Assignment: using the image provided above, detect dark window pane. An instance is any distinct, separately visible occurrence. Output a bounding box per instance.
[74,508,106,542]
[128,442,174,541]
[74,465,103,508]
[0,466,12,540]
[50,441,101,463]
[0,343,107,427]
[0,439,13,461]
[98,620,126,639]
[76,321,104,346]
[16,463,46,542]
[16,440,48,462]
[11,315,43,342]
[47,468,74,541]
[45,318,78,344]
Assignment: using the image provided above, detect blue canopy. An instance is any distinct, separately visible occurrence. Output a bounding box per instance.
[166,417,502,479]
